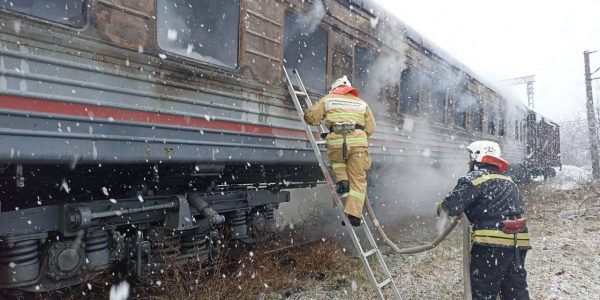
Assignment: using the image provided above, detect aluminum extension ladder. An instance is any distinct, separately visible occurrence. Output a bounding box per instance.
[283,68,402,300]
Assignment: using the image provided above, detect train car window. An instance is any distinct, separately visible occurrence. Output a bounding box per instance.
[454,93,467,128]
[354,46,379,96]
[472,98,483,132]
[399,68,420,116]
[499,109,506,136]
[0,0,87,28]
[430,77,446,123]
[487,107,496,135]
[284,11,328,92]
[157,0,240,69]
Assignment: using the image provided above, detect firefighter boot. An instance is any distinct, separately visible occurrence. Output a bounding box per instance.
[336,180,350,197]
[348,214,361,226]
[341,214,362,227]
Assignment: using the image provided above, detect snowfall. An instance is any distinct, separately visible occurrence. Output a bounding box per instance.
[279,165,600,300]
[99,166,599,300]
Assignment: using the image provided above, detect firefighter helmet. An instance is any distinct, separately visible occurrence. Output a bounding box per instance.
[330,75,352,90]
[466,141,510,172]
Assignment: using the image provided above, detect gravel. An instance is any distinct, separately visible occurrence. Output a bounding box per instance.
[283,183,600,300]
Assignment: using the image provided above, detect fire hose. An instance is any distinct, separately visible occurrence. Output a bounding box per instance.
[364,198,473,299]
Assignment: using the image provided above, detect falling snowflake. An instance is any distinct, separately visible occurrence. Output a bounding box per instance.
[61,179,70,194]
[109,281,130,300]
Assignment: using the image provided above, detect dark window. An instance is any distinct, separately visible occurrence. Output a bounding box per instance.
[430,77,447,124]
[354,46,379,96]
[521,123,526,142]
[284,11,328,92]
[454,92,467,128]
[157,0,240,69]
[399,68,420,116]
[0,0,87,28]
[472,98,483,132]
[488,107,496,135]
[499,108,506,136]
[515,120,519,140]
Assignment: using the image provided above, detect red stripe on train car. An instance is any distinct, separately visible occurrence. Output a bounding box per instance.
[0,95,311,139]
[0,95,408,148]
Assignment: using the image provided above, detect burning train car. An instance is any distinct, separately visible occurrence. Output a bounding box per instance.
[525,110,561,179]
[0,0,558,293]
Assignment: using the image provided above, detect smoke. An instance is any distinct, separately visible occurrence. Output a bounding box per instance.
[361,50,408,107]
[283,0,327,49]
[358,20,409,112]
[277,0,534,244]
[298,0,326,34]
[436,210,451,236]
[275,149,470,245]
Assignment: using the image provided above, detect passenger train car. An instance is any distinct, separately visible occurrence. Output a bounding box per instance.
[0,0,559,292]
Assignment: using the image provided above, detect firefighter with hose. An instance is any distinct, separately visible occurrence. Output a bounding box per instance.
[437,141,531,300]
[304,76,376,227]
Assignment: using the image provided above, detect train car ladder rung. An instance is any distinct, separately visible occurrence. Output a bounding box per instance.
[378,278,392,289]
[283,67,402,300]
[363,248,378,258]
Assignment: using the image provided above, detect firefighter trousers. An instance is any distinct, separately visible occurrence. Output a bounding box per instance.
[470,245,530,300]
[327,146,371,218]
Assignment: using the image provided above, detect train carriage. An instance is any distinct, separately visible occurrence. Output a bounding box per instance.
[0,0,556,292]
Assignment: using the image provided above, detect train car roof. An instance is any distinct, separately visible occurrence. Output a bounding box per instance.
[334,1,555,124]
[345,0,498,93]
[528,108,560,126]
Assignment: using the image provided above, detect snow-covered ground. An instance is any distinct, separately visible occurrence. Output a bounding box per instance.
[285,178,600,300]
[546,165,592,191]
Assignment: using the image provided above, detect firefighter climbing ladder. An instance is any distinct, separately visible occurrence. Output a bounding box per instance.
[283,68,402,300]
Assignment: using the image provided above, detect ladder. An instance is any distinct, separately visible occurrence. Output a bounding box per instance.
[283,68,402,300]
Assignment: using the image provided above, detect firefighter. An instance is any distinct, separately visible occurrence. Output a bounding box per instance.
[304,75,376,227]
[437,141,530,300]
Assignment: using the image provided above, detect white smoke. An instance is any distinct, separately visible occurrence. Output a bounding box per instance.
[284,0,327,49]
[298,0,326,34]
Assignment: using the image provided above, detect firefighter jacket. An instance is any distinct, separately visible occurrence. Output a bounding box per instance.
[441,164,531,248]
[304,86,376,149]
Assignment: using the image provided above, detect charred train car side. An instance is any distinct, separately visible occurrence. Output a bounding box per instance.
[0,0,556,292]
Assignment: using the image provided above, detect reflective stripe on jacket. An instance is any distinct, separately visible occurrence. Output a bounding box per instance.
[471,174,513,186]
[441,165,530,247]
[304,92,376,137]
[472,229,531,249]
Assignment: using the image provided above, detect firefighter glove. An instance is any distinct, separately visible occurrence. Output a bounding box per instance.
[435,202,442,217]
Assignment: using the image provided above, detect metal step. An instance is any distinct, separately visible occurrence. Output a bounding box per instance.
[363,248,378,258]
[377,278,392,289]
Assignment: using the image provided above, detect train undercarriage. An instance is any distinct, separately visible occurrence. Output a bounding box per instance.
[0,162,320,293]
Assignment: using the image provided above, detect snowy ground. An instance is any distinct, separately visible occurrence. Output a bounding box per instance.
[545,165,592,191]
[284,174,600,300]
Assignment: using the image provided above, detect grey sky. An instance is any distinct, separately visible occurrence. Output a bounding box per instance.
[372,0,600,121]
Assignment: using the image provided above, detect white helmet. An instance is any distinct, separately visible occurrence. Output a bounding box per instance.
[330,75,352,90]
[466,140,509,172]
[466,141,502,163]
